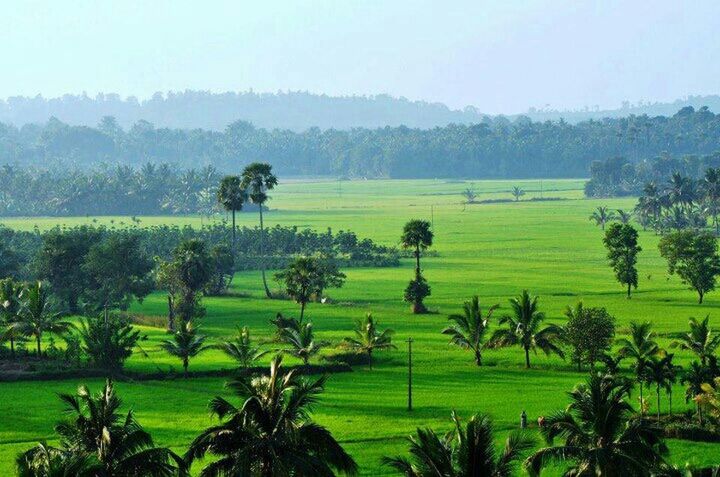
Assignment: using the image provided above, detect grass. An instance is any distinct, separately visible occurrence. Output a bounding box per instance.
[1,178,720,474]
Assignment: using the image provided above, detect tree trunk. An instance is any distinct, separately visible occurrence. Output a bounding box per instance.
[668,389,672,416]
[627,282,632,298]
[183,358,189,378]
[656,385,661,420]
[167,295,175,332]
[525,347,531,368]
[368,350,373,369]
[300,301,306,323]
[639,381,644,415]
[698,290,704,304]
[474,348,482,366]
[36,334,42,358]
[9,337,14,359]
[259,206,272,298]
[414,245,421,280]
[231,210,237,251]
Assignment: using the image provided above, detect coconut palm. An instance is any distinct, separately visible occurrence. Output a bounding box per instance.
[18,380,185,476]
[280,322,326,366]
[241,162,278,298]
[401,219,434,280]
[216,175,246,250]
[670,315,720,366]
[185,354,358,476]
[524,374,668,476]
[218,326,268,369]
[511,186,525,202]
[383,411,534,477]
[703,167,720,235]
[0,278,24,358]
[442,296,499,366]
[160,321,211,377]
[616,209,632,224]
[488,290,565,368]
[589,206,616,231]
[645,352,677,419]
[616,321,659,414]
[682,361,712,424]
[344,313,396,367]
[16,442,97,477]
[20,282,71,357]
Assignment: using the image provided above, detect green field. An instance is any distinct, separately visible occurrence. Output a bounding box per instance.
[1,178,720,474]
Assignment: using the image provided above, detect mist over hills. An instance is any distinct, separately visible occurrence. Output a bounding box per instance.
[2,90,720,131]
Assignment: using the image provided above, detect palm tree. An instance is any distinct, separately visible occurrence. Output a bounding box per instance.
[20,282,71,357]
[488,290,565,368]
[511,186,525,202]
[160,321,211,377]
[280,322,325,366]
[343,313,396,367]
[185,355,358,476]
[16,442,97,477]
[670,315,720,366]
[383,411,534,477]
[0,278,24,358]
[589,206,616,230]
[218,326,268,369]
[616,208,632,224]
[645,352,677,419]
[18,380,185,476]
[401,219,434,280]
[616,321,659,414]
[442,296,499,366]
[216,175,246,250]
[682,361,711,424]
[525,374,668,476]
[241,162,278,298]
[702,167,720,235]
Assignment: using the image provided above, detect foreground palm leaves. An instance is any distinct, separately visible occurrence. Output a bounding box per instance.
[17,380,186,476]
[186,354,358,476]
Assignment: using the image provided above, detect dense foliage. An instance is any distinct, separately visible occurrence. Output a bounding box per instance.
[1,107,720,197]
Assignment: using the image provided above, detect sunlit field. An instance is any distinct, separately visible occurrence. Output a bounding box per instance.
[1,178,720,474]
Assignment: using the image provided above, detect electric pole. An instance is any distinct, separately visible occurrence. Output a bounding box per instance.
[407,337,414,411]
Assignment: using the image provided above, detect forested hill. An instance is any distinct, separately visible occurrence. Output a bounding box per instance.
[1,106,719,179]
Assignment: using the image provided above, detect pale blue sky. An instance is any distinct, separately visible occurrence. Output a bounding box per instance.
[1,0,719,113]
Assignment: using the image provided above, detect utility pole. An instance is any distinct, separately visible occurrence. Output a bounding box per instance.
[430,205,435,232]
[407,337,414,411]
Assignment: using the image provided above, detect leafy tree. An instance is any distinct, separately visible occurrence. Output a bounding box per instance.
[0,278,24,358]
[279,322,326,366]
[343,313,396,367]
[216,175,245,249]
[218,326,268,369]
[511,186,525,202]
[383,411,534,477]
[403,276,431,314]
[524,374,669,476]
[0,240,20,278]
[168,239,214,325]
[603,223,642,298]
[488,290,565,368]
[78,313,141,372]
[204,244,235,296]
[185,355,357,476]
[670,315,720,366]
[589,206,616,231]
[161,320,210,377]
[18,380,186,476]
[401,219,434,313]
[659,230,720,303]
[682,361,713,424]
[20,282,71,357]
[563,302,616,371]
[82,233,154,311]
[442,296,499,366]
[616,321,660,414]
[274,256,346,322]
[241,162,278,298]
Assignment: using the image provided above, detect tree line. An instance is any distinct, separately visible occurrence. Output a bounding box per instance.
[1,106,719,185]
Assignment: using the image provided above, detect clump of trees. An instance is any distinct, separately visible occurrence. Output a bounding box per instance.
[563,302,616,371]
[274,256,346,322]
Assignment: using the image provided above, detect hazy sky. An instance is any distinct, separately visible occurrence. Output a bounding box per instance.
[2,0,719,114]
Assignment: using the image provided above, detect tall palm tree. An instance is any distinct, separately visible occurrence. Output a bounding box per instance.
[20,282,71,357]
[216,175,246,250]
[0,278,24,358]
[488,290,565,368]
[280,322,326,366]
[218,326,268,369]
[670,315,720,366]
[383,411,534,477]
[18,380,185,476]
[343,313,396,367]
[401,219,434,280]
[645,352,677,419]
[616,321,659,413]
[241,162,278,298]
[442,296,499,366]
[589,206,616,231]
[682,361,711,424]
[703,167,720,235]
[185,355,358,476]
[525,374,669,476]
[160,321,211,377]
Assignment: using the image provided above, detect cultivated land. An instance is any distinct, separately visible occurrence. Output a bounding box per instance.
[2,178,720,474]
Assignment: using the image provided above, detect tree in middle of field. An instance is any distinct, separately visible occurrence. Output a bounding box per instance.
[343,313,396,368]
[442,295,499,366]
[603,222,641,298]
[401,219,434,314]
[659,230,720,304]
[274,256,346,322]
[488,290,565,369]
[563,302,616,371]
[161,320,211,377]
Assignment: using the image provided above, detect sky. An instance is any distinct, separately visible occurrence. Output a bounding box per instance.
[1,0,719,114]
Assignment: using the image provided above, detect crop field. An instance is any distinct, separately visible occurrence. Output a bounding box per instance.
[1,178,720,474]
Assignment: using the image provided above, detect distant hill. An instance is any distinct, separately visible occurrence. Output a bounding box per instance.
[2,90,720,131]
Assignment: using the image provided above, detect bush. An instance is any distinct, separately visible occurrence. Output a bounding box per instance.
[79,314,143,373]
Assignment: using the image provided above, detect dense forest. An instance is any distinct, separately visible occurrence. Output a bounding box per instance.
[1,106,719,192]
